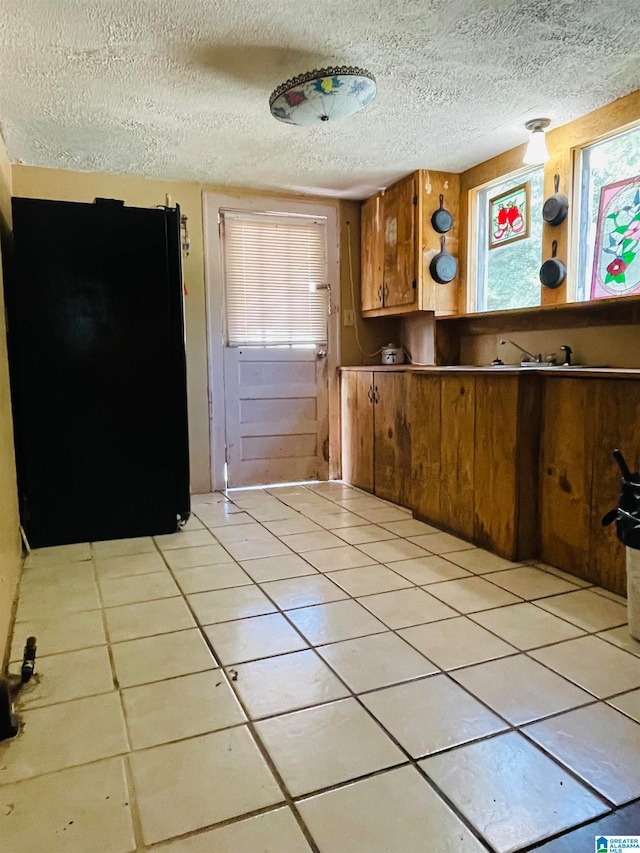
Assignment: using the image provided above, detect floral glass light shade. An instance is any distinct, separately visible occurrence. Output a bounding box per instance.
[270,66,376,126]
[523,118,551,165]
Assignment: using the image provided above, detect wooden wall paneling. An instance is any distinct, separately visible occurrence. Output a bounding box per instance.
[588,379,640,595]
[540,148,571,306]
[418,170,460,315]
[457,90,640,317]
[540,378,595,577]
[435,321,461,366]
[361,195,383,311]
[341,370,374,492]
[459,145,528,199]
[546,90,640,155]
[457,183,471,314]
[409,374,441,523]
[373,372,411,505]
[440,375,475,539]
[473,376,520,559]
[382,175,417,309]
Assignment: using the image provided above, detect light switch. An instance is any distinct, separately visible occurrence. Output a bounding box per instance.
[343,309,355,327]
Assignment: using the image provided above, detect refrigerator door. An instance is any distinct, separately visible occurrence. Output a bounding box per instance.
[7,197,190,547]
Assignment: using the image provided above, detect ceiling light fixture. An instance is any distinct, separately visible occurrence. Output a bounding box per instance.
[270,66,376,126]
[523,118,551,165]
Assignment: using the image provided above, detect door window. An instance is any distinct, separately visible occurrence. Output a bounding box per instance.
[221,210,328,345]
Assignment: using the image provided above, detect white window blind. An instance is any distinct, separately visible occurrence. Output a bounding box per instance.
[221,210,328,346]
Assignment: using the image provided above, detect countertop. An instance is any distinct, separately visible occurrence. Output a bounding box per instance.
[340,364,640,378]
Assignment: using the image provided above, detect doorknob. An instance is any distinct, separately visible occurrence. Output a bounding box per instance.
[317,350,327,359]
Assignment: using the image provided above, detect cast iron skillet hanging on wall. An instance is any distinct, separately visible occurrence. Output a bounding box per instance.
[542,174,569,226]
[430,236,457,283]
[539,240,566,289]
[431,195,453,233]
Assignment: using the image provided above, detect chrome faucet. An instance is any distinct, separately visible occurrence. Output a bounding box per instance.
[499,339,542,363]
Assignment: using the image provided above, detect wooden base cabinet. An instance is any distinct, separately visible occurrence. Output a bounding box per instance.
[411,373,541,561]
[540,377,640,595]
[475,375,542,560]
[340,370,410,505]
[408,375,440,523]
[341,370,374,492]
[342,368,640,593]
[374,373,411,506]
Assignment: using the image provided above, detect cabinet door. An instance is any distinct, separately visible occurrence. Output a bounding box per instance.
[589,379,640,595]
[409,374,441,523]
[373,372,411,505]
[440,376,475,540]
[361,195,383,311]
[341,371,374,492]
[382,175,417,309]
[473,376,519,559]
[540,379,595,577]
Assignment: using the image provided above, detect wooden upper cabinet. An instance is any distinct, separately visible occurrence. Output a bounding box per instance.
[382,174,417,309]
[360,169,460,317]
[361,195,383,311]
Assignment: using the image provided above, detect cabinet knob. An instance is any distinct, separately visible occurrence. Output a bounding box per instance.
[367,386,374,402]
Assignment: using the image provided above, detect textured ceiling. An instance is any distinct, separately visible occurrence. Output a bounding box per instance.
[0,0,639,199]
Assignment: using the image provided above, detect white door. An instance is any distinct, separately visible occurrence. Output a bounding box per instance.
[219,208,331,488]
[224,346,329,486]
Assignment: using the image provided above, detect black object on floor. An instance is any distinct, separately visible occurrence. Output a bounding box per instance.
[5,198,191,547]
[21,636,37,683]
[602,449,640,550]
[0,678,19,741]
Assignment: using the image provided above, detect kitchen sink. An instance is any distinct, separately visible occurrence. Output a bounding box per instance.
[487,363,585,369]
[519,362,584,368]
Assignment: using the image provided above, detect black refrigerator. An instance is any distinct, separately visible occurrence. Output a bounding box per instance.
[5,197,190,548]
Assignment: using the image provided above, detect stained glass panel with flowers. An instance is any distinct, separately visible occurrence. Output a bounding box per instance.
[576,124,640,301]
[590,175,640,299]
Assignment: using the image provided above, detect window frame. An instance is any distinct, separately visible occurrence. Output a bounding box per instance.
[471,163,543,314]
[572,120,640,303]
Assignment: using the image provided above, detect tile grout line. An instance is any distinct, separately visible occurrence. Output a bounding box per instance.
[229,488,633,834]
[220,488,503,851]
[88,551,151,853]
[6,484,638,851]
[150,532,322,853]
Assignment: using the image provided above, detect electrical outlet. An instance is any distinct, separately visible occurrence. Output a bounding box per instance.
[343,309,355,327]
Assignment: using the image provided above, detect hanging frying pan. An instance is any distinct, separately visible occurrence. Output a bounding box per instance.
[542,174,569,226]
[430,236,457,283]
[431,194,453,233]
[539,240,566,289]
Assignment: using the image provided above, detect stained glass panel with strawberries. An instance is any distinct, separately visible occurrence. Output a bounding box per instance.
[488,182,530,249]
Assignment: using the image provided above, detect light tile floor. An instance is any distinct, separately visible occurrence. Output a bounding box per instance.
[2,481,640,852]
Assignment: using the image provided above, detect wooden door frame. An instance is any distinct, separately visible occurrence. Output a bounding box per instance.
[203,192,341,491]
